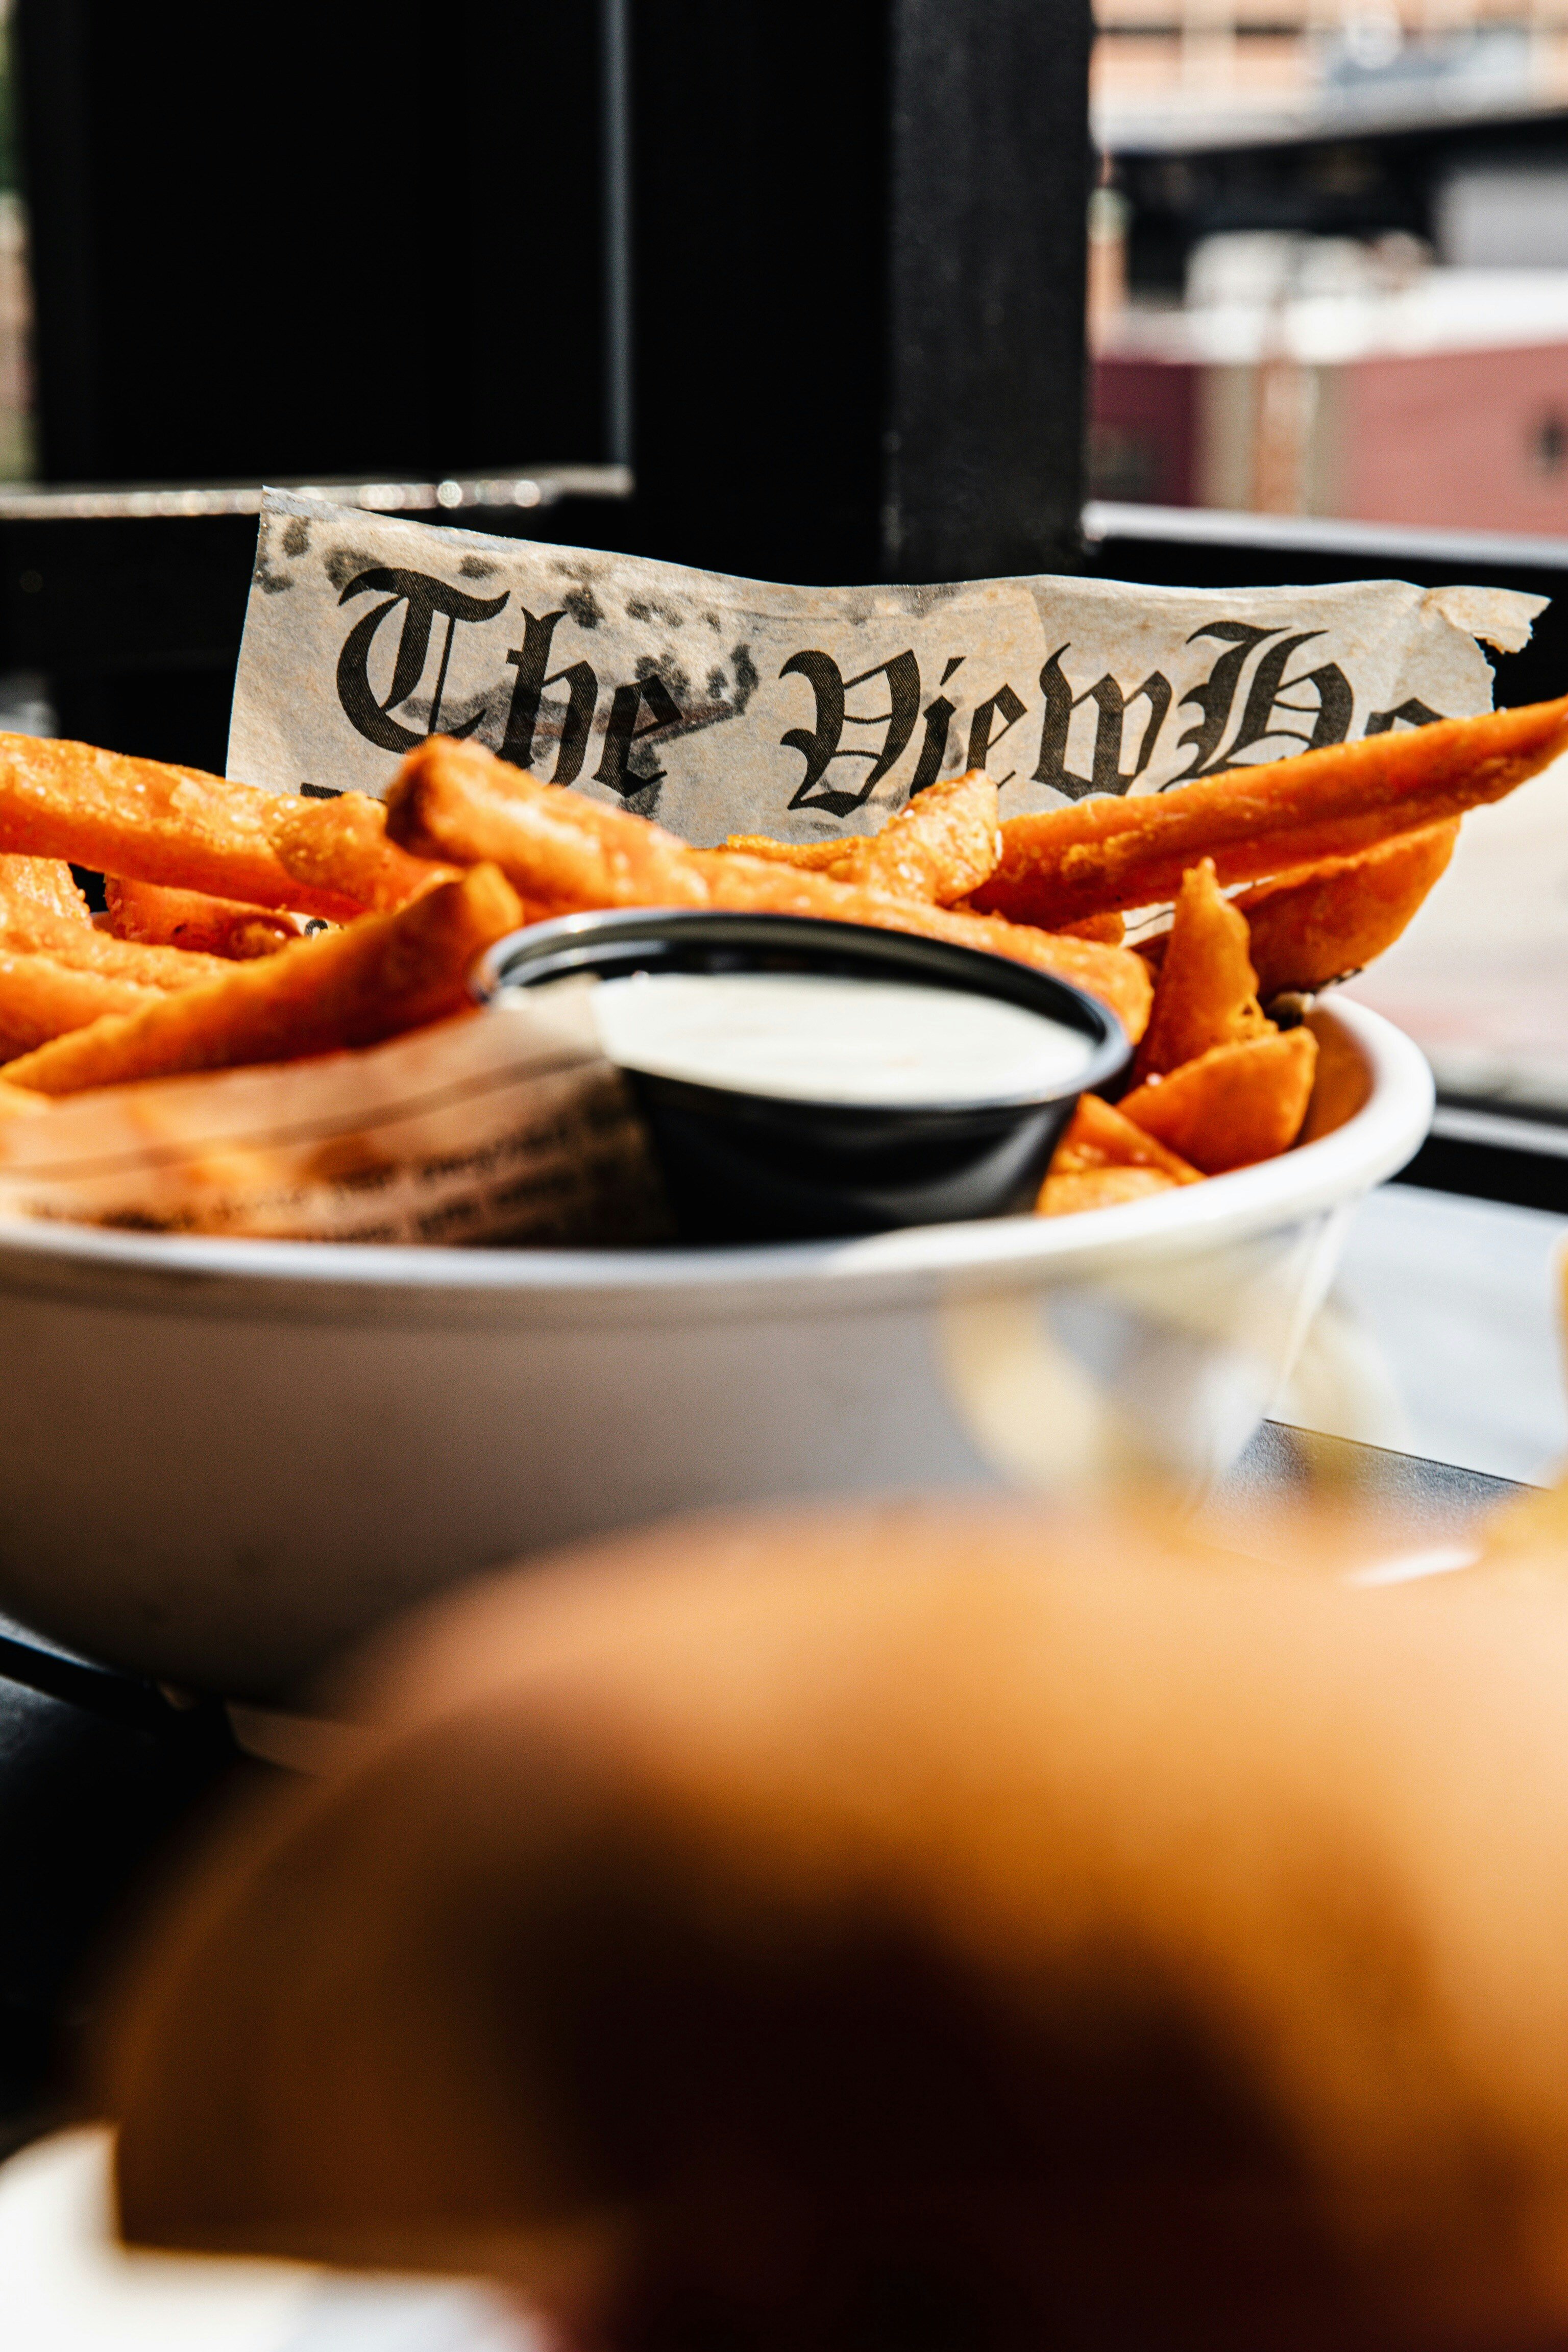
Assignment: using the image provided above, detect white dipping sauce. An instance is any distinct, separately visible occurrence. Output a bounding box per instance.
[590,970,1094,1106]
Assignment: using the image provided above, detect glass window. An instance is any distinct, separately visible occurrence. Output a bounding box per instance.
[1091,0,1568,1114]
[1090,0,1568,531]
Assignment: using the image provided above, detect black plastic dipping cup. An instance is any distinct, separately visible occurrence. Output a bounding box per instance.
[473,910,1131,1245]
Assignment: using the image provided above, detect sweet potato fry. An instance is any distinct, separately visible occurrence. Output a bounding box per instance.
[0,854,90,923]
[690,851,1154,1040]
[1295,1005,1370,1146]
[1049,1091,1204,1184]
[1135,859,1269,1081]
[722,772,1000,906]
[0,735,376,921]
[1237,821,1459,1000]
[970,696,1568,927]
[2,864,524,1096]
[1055,911,1125,945]
[385,737,1153,1037]
[0,953,168,1061]
[1119,1028,1318,1175]
[0,898,229,989]
[722,835,847,871]
[385,736,708,916]
[261,792,456,916]
[1037,1166,1179,1215]
[103,876,307,960]
[832,769,999,903]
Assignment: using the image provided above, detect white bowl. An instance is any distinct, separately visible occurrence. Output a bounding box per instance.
[0,1001,1432,1698]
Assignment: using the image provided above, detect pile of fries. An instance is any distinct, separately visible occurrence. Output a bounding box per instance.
[0,691,1559,1231]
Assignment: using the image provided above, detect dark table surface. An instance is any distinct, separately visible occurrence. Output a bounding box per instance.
[0,1422,1525,2159]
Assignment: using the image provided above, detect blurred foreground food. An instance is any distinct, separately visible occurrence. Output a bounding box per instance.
[101,1499,1568,2351]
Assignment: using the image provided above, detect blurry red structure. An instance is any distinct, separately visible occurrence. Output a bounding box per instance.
[1094,329,1568,532]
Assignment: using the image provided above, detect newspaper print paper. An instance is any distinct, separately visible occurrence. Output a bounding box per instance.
[228,489,1544,845]
[0,990,668,1245]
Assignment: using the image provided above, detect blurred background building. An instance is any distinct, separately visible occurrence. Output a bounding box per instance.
[1091,0,1568,524]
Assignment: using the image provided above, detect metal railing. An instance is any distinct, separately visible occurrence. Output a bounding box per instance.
[0,467,631,524]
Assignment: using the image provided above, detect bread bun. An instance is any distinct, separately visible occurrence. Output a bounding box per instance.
[101,1502,1568,2349]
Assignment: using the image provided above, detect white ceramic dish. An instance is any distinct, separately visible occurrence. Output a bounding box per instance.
[0,2127,535,2351]
[0,1000,1431,1698]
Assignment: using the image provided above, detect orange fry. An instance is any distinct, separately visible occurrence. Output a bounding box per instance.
[260,792,456,916]
[831,769,999,903]
[970,696,1568,927]
[1295,1006,1370,1145]
[1055,911,1125,945]
[103,876,307,961]
[385,736,707,917]
[690,852,1153,1041]
[1119,1029,1318,1175]
[1049,1092,1203,1184]
[723,835,846,871]
[386,738,1152,1037]
[0,898,229,989]
[0,736,377,921]
[0,952,167,1061]
[1135,859,1269,1082]
[2,864,523,1097]
[1237,821,1459,1001]
[1038,1166,1180,1215]
[726,770,1000,906]
[0,854,90,923]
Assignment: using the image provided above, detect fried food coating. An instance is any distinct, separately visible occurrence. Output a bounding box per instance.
[0,735,374,920]
[726,770,1001,906]
[1119,1026,1319,1174]
[103,876,307,960]
[385,737,708,918]
[971,698,1568,928]
[1135,859,1270,1082]
[2,864,523,1095]
[1238,822,1459,1000]
[1046,1091,1204,1186]
[261,790,455,916]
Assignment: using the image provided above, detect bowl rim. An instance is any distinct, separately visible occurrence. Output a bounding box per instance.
[0,999,1433,1302]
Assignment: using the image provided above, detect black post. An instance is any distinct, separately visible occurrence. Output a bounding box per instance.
[14,0,618,485]
[887,0,1093,582]
[628,0,1092,586]
[11,0,96,484]
[8,1,627,768]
